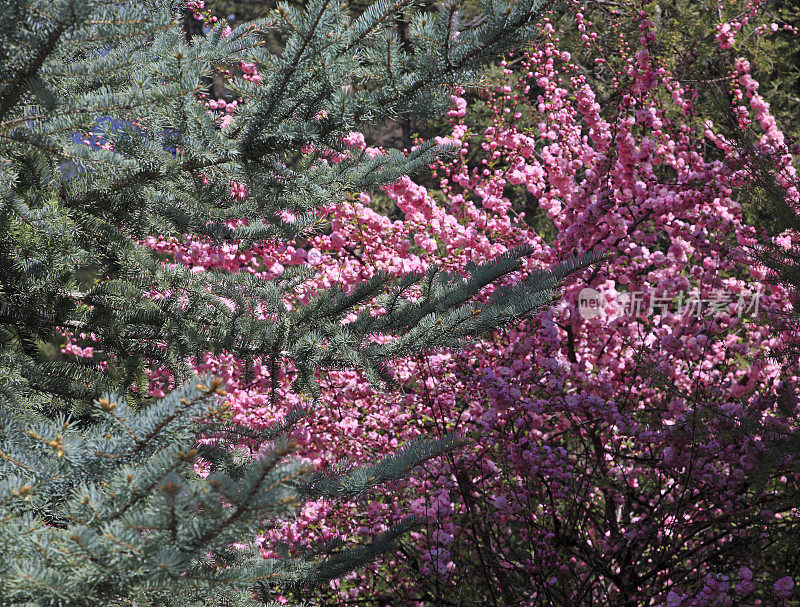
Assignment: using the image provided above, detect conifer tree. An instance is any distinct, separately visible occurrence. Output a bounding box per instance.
[0,0,603,603]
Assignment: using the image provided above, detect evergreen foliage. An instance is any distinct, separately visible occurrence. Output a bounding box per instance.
[0,378,461,605]
[0,0,602,603]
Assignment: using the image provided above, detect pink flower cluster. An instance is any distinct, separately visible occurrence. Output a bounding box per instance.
[60,330,99,360]
[238,60,263,84]
[186,0,220,28]
[713,0,794,50]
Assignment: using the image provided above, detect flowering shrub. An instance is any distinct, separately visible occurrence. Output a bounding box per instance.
[333,4,799,604]
[59,0,800,604]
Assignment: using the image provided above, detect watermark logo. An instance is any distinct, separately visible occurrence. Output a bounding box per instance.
[577,286,763,321]
[578,287,606,319]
